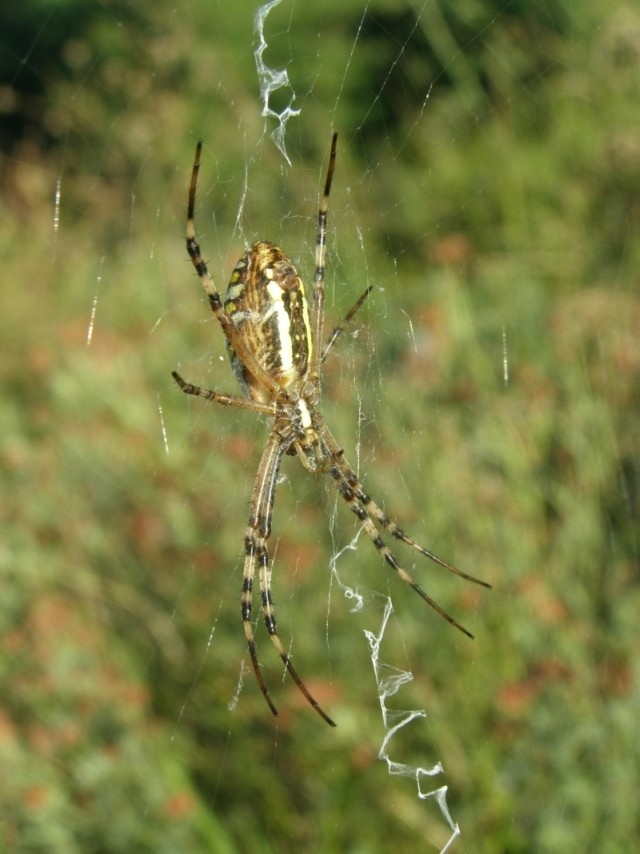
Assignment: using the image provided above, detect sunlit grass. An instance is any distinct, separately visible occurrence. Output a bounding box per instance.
[1,1,639,851]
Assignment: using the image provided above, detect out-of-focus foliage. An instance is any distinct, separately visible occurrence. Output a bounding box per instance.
[1,1,639,851]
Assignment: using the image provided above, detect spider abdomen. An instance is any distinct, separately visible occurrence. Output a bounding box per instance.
[224,241,312,403]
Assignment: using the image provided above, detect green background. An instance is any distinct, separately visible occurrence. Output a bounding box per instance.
[1,0,638,851]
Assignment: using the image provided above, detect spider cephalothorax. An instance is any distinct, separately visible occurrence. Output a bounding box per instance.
[172,134,490,726]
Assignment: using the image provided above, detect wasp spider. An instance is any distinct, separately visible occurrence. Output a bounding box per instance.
[172,134,490,727]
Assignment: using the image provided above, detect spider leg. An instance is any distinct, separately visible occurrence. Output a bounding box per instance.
[171,371,276,415]
[323,429,490,587]
[310,132,338,375]
[320,285,374,364]
[243,436,337,726]
[344,474,490,588]
[185,140,280,398]
[321,432,487,639]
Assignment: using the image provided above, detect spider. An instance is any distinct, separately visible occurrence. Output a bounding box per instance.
[172,134,490,727]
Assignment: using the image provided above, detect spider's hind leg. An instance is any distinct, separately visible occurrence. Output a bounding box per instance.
[323,435,488,638]
[345,473,491,589]
[243,527,337,727]
[242,437,337,727]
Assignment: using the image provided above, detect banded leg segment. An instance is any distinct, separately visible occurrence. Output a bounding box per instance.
[185,139,281,399]
[343,471,490,588]
[321,429,489,638]
[242,435,337,726]
[310,132,337,375]
[320,285,374,364]
[171,371,277,415]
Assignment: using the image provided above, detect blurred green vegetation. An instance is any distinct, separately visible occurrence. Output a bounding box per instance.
[1,0,639,851]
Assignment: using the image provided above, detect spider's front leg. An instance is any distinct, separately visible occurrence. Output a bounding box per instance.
[184,139,281,400]
[243,434,337,727]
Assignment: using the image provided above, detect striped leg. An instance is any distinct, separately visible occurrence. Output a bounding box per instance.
[185,139,280,398]
[320,285,373,364]
[321,431,490,639]
[242,436,337,726]
[310,132,337,375]
[171,371,277,415]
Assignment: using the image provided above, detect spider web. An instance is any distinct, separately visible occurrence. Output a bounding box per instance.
[330,534,461,852]
[250,1,478,848]
[254,0,300,164]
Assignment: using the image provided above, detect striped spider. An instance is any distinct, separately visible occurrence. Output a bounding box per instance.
[172,134,490,726]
